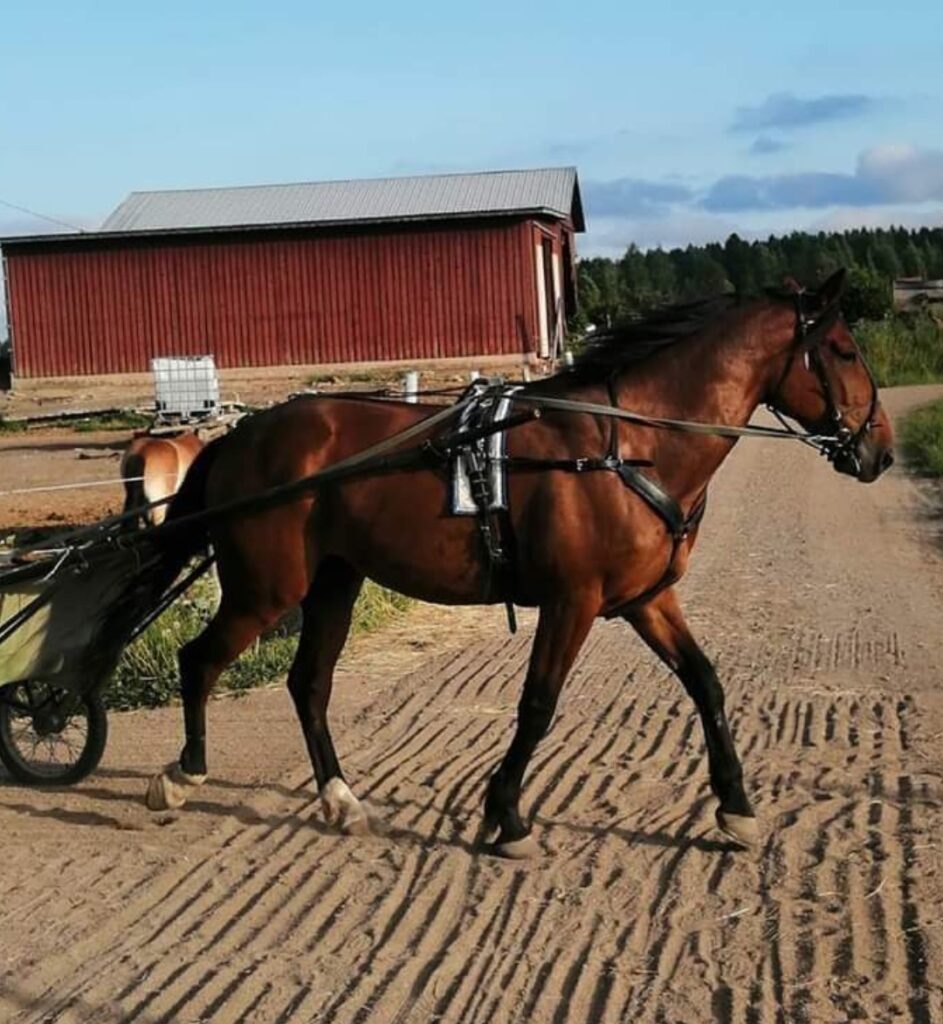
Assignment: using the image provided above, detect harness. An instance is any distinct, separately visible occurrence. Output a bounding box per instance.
[427,375,706,628]
[430,291,878,624]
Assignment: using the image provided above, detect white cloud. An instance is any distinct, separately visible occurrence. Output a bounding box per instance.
[856,144,943,203]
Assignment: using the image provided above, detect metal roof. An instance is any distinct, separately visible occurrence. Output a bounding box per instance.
[98,167,584,236]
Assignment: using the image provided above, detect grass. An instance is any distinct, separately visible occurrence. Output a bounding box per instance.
[72,411,152,432]
[105,576,412,711]
[0,415,27,434]
[856,315,943,387]
[900,399,943,478]
[0,409,151,434]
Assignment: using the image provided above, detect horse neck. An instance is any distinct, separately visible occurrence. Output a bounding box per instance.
[609,304,792,499]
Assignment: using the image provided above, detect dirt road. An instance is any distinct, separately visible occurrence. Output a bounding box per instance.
[2,385,942,1024]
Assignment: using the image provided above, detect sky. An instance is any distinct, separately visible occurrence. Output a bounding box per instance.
[1,0,942,324]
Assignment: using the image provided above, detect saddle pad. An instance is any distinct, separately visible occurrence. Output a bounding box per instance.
[450,387,519,515]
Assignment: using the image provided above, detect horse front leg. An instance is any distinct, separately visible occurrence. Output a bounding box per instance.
[625,587,757,847]
[481,597,597,858]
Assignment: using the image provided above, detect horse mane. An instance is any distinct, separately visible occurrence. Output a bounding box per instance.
[563,293,743,382]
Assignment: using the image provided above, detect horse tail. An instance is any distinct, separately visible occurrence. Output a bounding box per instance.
[154,436,224,572]
[99,436,227,674]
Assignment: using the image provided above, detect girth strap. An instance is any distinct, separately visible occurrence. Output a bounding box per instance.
[616,464,689,539]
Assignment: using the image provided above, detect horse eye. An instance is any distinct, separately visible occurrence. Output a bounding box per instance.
[830,343,857,363]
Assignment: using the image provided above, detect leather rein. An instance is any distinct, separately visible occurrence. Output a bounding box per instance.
[508,292,878,468]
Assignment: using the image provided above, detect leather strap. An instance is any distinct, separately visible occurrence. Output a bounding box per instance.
[616,464,688,539]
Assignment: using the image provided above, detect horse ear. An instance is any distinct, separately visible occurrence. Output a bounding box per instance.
[816,268,847,309]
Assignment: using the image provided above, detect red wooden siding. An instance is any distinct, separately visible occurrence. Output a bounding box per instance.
[5,219,544,377]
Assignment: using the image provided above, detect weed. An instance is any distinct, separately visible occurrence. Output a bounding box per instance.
[105,577,411,710]
[900,399,943,477]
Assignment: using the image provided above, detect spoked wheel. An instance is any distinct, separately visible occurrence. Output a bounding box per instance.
[0,682,108,786]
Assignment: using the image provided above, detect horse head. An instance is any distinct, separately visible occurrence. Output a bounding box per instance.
[767,268,895,483]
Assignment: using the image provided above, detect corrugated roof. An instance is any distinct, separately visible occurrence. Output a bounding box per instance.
[100,167,583,235]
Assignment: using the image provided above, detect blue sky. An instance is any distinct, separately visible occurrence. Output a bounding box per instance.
[1,0,941,266]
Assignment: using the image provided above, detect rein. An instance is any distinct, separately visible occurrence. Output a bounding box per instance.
[507,392,833,443]
[508,294,876,465]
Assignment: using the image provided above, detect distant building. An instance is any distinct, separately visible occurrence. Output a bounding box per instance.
[893,277,943,314]
[0,167,583,379]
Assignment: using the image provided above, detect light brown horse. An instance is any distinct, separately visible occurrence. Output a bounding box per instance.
[145,270,894,856]
[121,431,205,527]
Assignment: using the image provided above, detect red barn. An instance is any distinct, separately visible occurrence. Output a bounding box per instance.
[0,167,583,379]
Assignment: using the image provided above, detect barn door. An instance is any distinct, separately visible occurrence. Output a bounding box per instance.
[534,234,559,359]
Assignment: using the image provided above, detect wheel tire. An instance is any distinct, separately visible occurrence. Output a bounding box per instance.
[0,685,108,786]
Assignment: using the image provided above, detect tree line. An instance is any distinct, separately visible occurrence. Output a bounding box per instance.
[576,225,943,329]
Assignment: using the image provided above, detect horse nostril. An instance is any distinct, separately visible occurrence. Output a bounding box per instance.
[881,449,895,471]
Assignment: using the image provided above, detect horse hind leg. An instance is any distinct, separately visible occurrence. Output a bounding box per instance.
[145,600,274,811]
[286,558,369,835]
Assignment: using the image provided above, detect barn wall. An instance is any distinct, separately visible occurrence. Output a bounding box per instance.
[4,219,543,377]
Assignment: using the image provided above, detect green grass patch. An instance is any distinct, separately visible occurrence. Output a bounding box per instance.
[856,315,943,387]
[72,411,152,433]
[0,410,151,434]
[104,577,412,711]
[0,415,27,434]
[899,399,943,477]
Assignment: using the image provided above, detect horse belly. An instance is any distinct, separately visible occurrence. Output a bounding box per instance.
[329,473,491,605]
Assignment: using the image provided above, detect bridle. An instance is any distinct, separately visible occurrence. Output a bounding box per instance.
[765,290,880,475]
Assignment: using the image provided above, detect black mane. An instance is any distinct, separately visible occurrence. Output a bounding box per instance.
[566,292,743,380]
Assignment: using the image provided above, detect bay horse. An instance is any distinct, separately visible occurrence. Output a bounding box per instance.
[121,431,205,527]
[145,270,894,856]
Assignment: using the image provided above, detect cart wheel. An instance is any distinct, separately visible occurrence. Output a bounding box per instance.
[0,683,108,786]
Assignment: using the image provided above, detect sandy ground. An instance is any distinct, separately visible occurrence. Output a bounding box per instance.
[0,428,128,535]
[1,385,943,1023]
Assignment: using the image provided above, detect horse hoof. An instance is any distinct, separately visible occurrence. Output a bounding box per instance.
[491,834,540,860]
[715,809,759,849]
[474,819,499,849]
[145,764,206,812]
[321,778,371,836]
[342,813,373,837]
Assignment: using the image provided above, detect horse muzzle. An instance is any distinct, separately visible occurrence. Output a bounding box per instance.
[833,434,894,483]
